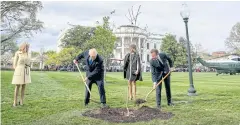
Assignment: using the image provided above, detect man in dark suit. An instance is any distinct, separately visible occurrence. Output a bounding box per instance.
[150,49,174,108]
[73,48,107,107]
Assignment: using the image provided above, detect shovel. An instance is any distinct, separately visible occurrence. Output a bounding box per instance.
[75,63,99,104]
[135,71,172,105]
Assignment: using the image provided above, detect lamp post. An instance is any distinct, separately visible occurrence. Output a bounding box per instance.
[180,3,197,96]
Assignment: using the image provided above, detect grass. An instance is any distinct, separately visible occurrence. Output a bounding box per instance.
[1,71,240,125]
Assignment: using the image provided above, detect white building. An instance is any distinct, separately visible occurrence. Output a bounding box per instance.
[113,25,163,72]
[56,25,163,72]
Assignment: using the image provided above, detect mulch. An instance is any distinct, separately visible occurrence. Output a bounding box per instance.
[82,106,174,123]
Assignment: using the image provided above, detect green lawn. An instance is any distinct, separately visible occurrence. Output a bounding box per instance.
[1,71,240,125]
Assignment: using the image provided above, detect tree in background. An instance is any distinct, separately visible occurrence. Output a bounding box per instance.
[58,47,81,66]
[1,37,18,54]
[31,51,39,58]
[176,37,188,67]
[45,48,81,66]
[60,25,94,50]
[1,52,13,67]
[225,22,240,54]
[45,51,59,65]
[85,16,116,81]
[160,34,179,66]
[1,1,44,43]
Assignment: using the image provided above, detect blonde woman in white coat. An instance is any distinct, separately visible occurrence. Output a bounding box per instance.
[12,42,31,107]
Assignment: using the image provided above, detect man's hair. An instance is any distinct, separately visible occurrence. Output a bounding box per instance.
[150,49,159,54]
[89,48,98,55]
[130,44,137,51]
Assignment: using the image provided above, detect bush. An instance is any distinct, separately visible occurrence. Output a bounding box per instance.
[1,67,14,71]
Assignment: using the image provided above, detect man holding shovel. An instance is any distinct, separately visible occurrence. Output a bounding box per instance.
[73,48,107,108]
[150,49,174,109]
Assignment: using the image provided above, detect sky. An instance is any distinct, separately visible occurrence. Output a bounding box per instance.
[21,1,240,53]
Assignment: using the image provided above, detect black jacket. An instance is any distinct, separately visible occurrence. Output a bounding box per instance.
[75,50,104,80]
[150,52,173,83]
[159,52,173,73]
[150,58,164,83]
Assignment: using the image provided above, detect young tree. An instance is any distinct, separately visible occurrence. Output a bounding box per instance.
[1,1,44,43]
[85,16,116,82]
[225,22,240,54]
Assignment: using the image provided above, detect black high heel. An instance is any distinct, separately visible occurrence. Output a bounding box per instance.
[19,101,23,106]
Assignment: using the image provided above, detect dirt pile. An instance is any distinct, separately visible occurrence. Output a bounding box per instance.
[135,99,147,105]
[82,106,174,123]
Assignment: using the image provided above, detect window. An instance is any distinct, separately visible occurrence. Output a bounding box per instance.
[147,43,149,49]
[147,54,150,62]
[154,43,156,49]
[232,58,240,61]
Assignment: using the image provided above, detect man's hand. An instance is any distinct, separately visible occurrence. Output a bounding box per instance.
[84,77,88,82]
[73,59,78,64]
[153,82,157,89]
[135,71,138,75]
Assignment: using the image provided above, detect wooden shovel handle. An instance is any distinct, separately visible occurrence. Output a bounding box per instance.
[144,71,172,101]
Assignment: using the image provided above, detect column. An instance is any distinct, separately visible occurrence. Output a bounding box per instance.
[144,39,147,72]
[43,62,45,69]
[138,37,141,50]
[39,62,42,69]
[121,37,124,59]
[138,37,141,62]
[130,37,133,44]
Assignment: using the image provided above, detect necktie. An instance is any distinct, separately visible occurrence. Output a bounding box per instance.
[89,59,93,65]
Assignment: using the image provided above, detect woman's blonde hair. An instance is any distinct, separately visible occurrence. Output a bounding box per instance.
[19,42,30,53]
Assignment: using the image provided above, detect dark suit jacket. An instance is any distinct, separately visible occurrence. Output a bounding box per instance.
[159,52,173,73]
[75,50,104,81]
[150,58,165,83]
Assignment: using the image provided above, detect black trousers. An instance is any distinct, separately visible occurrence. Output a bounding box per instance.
[85,79,106,104]
[156,72,172,106]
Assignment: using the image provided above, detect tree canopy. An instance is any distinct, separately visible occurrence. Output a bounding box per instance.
[225,22,240,54]
[1,36,18,54]
[1,1,44,43]
[60,25,94,50]
[160,34,199,67]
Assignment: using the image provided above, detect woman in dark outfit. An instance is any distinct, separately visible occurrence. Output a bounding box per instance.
[124,44,143,100]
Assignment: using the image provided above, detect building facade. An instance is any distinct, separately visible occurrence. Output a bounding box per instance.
[112,25,163,72]
[212,51,227,57]
[56,25,163,72]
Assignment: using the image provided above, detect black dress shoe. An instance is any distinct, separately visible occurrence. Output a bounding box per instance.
[84,103,88,107]
[101,103,109,108]
[168,102,174,106]
[156,105,161,109]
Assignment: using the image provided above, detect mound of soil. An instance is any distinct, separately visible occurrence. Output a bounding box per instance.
[82,106,174,123]
[135,99,147,105]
